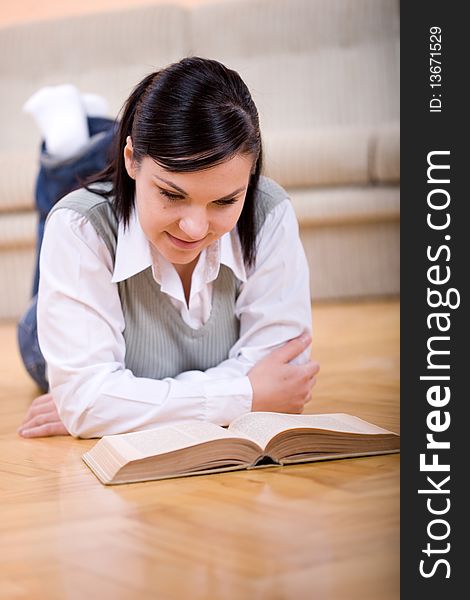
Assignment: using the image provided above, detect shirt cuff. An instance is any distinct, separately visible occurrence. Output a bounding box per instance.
[203,376,253,426]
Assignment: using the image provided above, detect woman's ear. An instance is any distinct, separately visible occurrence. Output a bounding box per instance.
[123,136,136,179]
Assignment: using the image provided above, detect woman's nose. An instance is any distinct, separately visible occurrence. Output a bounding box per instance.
[178,212,209,240]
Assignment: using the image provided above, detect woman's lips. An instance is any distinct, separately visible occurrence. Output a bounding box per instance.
[166,232,206,249]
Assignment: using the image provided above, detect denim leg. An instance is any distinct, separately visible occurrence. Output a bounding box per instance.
[17,296,48,392]
[32,116,117,296]
[20,116,117,387]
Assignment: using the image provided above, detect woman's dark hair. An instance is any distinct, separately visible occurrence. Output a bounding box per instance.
[85,56,263,268]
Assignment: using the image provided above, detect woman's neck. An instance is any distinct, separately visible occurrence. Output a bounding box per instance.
[173,257,199,306]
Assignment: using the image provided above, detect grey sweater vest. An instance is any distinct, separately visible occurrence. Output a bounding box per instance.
[48,176,286,379]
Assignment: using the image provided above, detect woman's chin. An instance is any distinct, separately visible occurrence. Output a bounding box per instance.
[157,234,215,265]
[159,245,202,266]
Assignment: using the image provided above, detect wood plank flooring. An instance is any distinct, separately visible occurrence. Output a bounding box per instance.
[0,299,399,600]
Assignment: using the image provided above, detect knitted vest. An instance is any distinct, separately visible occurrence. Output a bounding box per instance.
[49,176,286,379]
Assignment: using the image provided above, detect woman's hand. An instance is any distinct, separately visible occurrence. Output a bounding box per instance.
[17,393,69,438]
[248,333,320,414]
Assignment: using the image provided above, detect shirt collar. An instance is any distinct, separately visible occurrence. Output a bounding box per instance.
[111,207,153,283]
[220,226,247,284]
[111,208,247,285]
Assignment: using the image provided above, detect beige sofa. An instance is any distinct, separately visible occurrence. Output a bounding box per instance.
[0,0,400,319]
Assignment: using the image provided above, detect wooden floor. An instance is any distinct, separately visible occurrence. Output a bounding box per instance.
[0,299,399,600]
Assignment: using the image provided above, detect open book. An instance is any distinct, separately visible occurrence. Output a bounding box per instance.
[82,412,400,485]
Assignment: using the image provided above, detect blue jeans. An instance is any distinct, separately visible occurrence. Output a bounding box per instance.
[17,117,117,391]
[17,295,47,391]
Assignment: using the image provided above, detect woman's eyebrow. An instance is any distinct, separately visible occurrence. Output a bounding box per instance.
[212,187,247,202]
[153,175,246,201]
[153,175,188,195]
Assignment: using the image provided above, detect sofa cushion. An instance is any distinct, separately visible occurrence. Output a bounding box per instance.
[263,126,371,188]
[0,210,37,250]
[0,5,187,81]
[0,152,38,212]
[289,186,400,300]
[190,0,399,58]
[370,122,400,183]
[288,185,400,227]
[0,5,187,153]
[221,42,399,133]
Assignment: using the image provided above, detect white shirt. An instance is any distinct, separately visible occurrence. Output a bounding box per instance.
[37,196,312,438]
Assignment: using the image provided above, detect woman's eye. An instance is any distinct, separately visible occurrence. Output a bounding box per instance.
[158,188,238,206]
[214,198,237,206]
[159,189,184,201]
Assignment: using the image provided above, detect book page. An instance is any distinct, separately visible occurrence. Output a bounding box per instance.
[228,412,395,450]
[104,421,245,461]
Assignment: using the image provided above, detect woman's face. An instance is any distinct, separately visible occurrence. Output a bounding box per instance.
[124,139,253,268]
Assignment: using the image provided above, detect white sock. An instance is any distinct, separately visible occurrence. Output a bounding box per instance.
[23,84,89,160]
[81,93,109,118]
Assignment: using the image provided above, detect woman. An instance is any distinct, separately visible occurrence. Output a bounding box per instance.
[17,57,319,439]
